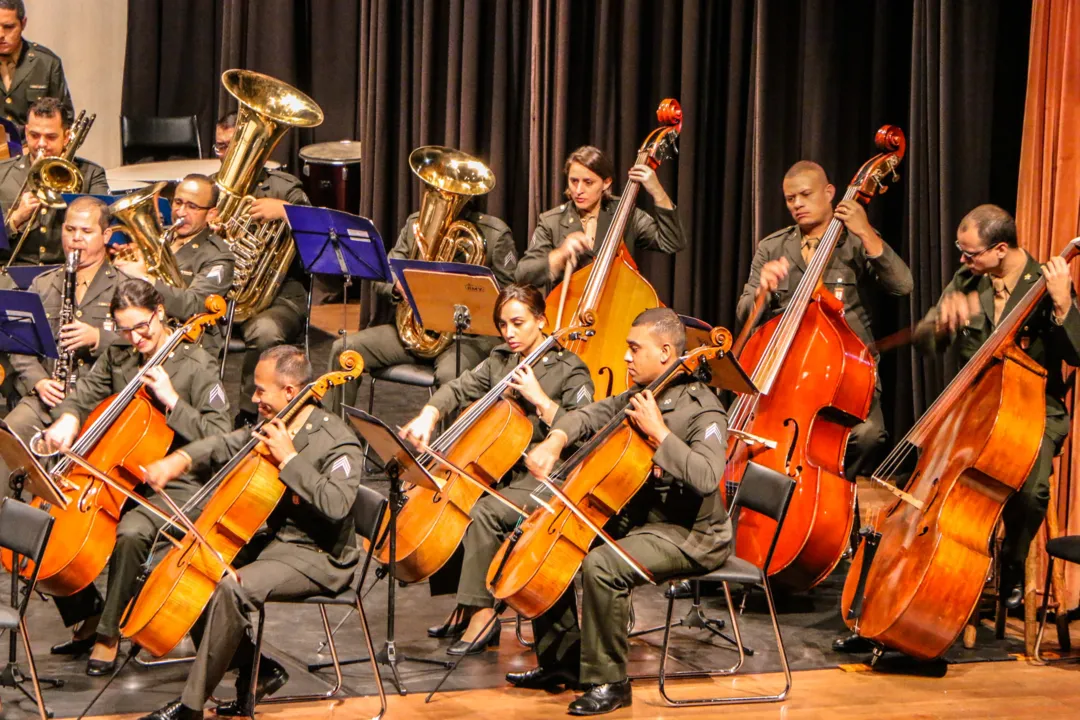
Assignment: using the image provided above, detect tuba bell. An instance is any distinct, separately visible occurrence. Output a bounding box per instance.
[108,181,186,288]
[214,69,324,323]
[395,146,496,358]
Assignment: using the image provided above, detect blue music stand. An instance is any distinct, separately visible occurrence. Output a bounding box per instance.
[4,265,58,290]
[0,289,59,360]
[284,205,389,359]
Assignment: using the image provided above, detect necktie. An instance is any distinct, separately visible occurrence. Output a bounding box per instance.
[992,277,1010,325]
[801,236,820,265]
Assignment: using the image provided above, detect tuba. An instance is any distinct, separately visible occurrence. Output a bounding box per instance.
[395,146,495,358]
[108,181,186,287]
[215,70,323,322]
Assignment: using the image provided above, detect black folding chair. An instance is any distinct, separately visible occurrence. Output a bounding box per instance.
[1034,534,1080,663]
[655,462,795,706]
[246,484,387,719]
[120,115,202,164]
[0,498,56,720]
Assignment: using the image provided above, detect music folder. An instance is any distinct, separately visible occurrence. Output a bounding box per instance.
[389,259,501,337]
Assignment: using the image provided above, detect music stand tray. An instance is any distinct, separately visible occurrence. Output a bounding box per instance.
[0,289,59,359]
[390,259,501,338]
[2,265,59,290]
[0,422,66,508]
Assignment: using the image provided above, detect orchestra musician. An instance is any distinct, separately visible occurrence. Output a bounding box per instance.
[41,278,232,676]
[736,160,913,489]
[515,145,685,296]
[213,112,313,428]
[115,174,235,357]
[0,0,73,127]
[514,308,730,716]
[398,284,594,654]
[136,346,365,720]
[0,96,108,265]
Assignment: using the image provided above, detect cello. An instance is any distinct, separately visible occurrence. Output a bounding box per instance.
[487,330,729,619]
[548,100,682,399]
[0,296,227,597]
[724,126,906,591]
[120,352,364,658]
[372,327,591,583]
[840,238,1080,660]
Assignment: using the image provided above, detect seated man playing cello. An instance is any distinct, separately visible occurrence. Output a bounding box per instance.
[398,284,594,655]
[41,278,232,676]
[136,345,365,720]
[515,308,731,716]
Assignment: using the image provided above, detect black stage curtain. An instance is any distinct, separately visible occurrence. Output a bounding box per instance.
[122,0,1032,439]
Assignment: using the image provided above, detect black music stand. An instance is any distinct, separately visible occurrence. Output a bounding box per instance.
[325,405,451,695]
[391,259,501,377]
[286,205,389,361]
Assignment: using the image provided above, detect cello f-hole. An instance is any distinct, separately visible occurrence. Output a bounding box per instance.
[597,367,615,398]
[782,418,801,476]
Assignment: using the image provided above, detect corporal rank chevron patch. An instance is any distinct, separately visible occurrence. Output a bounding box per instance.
[208,384,227,410]
[206,265,225,282]
[330,455,353,478]
[703,422,723,445]
[576,385,591,403]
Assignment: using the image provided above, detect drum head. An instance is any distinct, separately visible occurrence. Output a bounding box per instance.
[300,140,363,165]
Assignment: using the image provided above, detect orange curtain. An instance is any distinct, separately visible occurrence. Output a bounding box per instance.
[1015,0,1080,607]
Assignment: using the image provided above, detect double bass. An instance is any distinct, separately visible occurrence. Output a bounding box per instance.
[724,127,906,591]
[121,352,363,657]
[371,327,590,583]
[841,238,1080,660]
[0,297,227,597]
[548,100,682,399]
[488,331,729,618]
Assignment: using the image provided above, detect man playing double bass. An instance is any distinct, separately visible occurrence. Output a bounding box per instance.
[516,308,730,716]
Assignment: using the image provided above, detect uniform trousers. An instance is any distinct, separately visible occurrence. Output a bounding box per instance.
[844,391,887,481]
[530,532,704,686]
[456,485,536,609]
[239,289,306,414]
[180,559,324,711]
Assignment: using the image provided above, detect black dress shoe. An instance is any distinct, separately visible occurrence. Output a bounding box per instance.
[447,620,501,656]
[427,617,469,638]
[1004,583,1024,610]
[138,698,202,720]
[214,659,290,717]
[506,665,581,691]
[832,633,874,654]
[568,680,632,716]
[86,656,117,676]
[51,636,96,656]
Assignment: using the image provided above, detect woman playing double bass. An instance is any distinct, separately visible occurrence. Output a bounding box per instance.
[42,278,232,675]
[398,284,593,655]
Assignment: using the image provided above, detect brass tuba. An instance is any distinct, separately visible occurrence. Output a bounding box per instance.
[395,146,496,358]
[108,181,186,287]
[215,69,324,322]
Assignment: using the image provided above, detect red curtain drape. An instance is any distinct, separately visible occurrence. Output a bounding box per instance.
[1015,0,1080,607]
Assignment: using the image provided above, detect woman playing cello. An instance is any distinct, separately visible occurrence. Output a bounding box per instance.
[398,284,594,655]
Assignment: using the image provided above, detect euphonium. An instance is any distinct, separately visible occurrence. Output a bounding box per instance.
[108,181,186,288]
[214,69,323,322]
[395,146,495,358]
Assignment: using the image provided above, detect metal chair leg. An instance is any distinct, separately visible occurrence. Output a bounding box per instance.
[19,618,49,720]
[263,606,344,703]
[514,613,533,649]
[1034,561,1055,663]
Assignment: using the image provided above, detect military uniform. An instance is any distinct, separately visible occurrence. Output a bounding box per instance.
[156,227,235,357]
[523,377,731,686]
[427,343,594,609]
[0,155,110,265]
[0,40,73,127]
[50,342,232,635]
[736,225,914,478]
[326,209,517,415]
[235,169,311,414]
[175,406,364,711]
[914,252,1080,581]
[515,196,686,296]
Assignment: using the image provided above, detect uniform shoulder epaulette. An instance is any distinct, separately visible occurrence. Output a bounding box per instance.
[267,168,302,186]
[312,407,355,441]
[204,233,233,253]
[683,380,722,408]
[759,225,796,247]
[0,155,23,170]
[472,212,511,234]
[30,265,63,288]
[27,41,61,60]
[539,204,566,220]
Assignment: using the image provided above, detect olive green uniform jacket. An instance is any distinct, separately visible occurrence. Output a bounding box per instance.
[0,40,73,127]
[157,227,235,355]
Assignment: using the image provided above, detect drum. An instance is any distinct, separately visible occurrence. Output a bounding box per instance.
[299,140,362,212]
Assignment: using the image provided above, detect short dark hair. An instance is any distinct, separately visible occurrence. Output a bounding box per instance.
[492,284,546,327]
[65,196,110,232]
[28,97,71,129]
[564,146,615,201]
[181,173,221,207]
[259,345,313,386]
[0,1,26,21]
[959,204,1018,249]
[783,160,830,184]
[111,277,165,316]
[631,307,686,356]
[216,112,238,129]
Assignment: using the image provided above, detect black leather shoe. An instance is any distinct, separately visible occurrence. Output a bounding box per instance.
[568,680,632,716]
[1004,583,1024,610]
[506,665,581,691]
[447,620,501,656]
[215,659,290,717]
[428,616,469,638]
[86,656,117,676]
[51,635,96,656]
[832,633,874,654]
[138,698,202,720]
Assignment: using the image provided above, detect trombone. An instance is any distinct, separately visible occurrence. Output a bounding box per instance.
[2,110,95,272]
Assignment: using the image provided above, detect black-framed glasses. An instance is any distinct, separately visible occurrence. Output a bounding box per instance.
[955,242,997,261]
[171,198,213,213]
[115,314,157,337]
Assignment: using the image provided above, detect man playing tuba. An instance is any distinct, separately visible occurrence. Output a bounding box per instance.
[325,146,518,416]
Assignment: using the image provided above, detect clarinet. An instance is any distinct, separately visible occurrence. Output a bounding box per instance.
[53,248,81,394]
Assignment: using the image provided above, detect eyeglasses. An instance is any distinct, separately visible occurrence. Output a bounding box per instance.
[115,314,157,337]
[955,242,997,261]
[171,198,213,213]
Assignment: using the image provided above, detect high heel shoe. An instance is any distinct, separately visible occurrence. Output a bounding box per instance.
[427,608,471,638]
[447,619,501,656]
